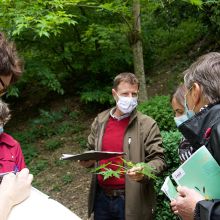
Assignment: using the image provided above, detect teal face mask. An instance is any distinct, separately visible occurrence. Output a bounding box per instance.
[173,99,195,127]
[174,86,195,127]
[174,114,189,127]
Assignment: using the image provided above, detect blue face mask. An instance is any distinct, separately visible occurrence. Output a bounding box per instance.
[174,114,189,127]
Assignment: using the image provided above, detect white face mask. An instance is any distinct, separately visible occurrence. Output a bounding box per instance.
[116,94,138,114]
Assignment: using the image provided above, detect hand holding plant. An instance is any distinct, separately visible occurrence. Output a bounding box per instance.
[127,166,145,182]
[90,157,156,181]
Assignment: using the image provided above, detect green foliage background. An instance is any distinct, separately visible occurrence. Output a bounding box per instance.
[138,96,176,131]
[0,0,219,218]
[0,0,219,100]
[138,96,181,219]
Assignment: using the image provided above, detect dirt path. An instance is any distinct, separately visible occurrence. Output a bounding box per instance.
[33,147,92,220]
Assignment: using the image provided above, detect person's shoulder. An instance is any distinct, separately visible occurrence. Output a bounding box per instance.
[96,108,111,121]
[0,132,19,147]
[209,113,220,131]
[135,111,160,133]
[136,111,156,124]
[97,108,111,116]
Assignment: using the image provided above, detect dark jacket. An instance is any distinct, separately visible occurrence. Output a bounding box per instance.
[178,102,220,220]
[87,108,166,220]
[195,200,220,220]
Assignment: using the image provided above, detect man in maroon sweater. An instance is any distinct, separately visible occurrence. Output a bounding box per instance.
[80,72,166,220]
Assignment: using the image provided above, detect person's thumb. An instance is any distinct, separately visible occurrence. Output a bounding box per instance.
[177,186,190,197]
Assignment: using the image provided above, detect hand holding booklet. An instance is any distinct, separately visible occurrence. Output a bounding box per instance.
[60,150,126,161]
[161,145,220,201]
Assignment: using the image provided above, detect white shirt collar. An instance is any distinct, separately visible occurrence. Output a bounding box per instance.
[110,107,131,121]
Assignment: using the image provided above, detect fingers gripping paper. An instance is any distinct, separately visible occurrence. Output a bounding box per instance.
[8,187,82,220]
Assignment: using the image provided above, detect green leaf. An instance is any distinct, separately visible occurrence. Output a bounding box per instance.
[89,162,112,173]
[98,168,121,180]
[135,162,157,180]
[90,159,157,180]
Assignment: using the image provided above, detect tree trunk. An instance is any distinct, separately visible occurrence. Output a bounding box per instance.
[132,0,148,102]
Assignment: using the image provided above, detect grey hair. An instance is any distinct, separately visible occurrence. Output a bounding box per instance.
[183,52,220,103]
[0,99,11,125]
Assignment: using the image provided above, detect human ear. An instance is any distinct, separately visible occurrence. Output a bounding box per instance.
[192,83,202,106]
[112,89,117,101]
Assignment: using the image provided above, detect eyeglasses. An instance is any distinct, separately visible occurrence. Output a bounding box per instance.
[184,86,194,108]
[184,86,193,97]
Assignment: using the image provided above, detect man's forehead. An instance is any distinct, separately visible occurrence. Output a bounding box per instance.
[116,82,138,91]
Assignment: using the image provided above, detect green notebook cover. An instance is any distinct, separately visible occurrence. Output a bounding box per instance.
[161,145,220,200]
[172,145,220,199]
[161,176,178,201]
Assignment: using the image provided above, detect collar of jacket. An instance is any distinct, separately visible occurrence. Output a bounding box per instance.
[110,107,131,120]
[178,101,220,149]
[98,107,138,125]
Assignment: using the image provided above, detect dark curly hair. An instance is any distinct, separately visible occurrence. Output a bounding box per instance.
[0,32,23,83]
[0,99,11,125]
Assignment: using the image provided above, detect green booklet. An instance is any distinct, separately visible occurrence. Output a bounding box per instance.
[161,176,178,200]
[161,145,220,200]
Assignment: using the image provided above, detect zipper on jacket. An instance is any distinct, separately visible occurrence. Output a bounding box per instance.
[128,137,131,157]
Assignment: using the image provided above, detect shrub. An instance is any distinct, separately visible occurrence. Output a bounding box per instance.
[138,96,176,131]
[30,109,64,138]
[80,87,114,105]
[21,144,38,166]
[69,111,80,120]
[155,130,182,220]
[74,136,87,149]
[57,121,73,135]
[153,19,206,62]
[45,139,62,151]
[62,174,73,185]
[29,159,48,175]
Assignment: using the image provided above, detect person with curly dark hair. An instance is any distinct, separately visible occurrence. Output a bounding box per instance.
[0,32,23,96]
[0,99,26,173]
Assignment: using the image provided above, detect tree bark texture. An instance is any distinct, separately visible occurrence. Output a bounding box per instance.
[132,0,148,102]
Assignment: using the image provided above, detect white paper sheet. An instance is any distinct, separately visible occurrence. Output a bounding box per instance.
[8,187,82,220]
